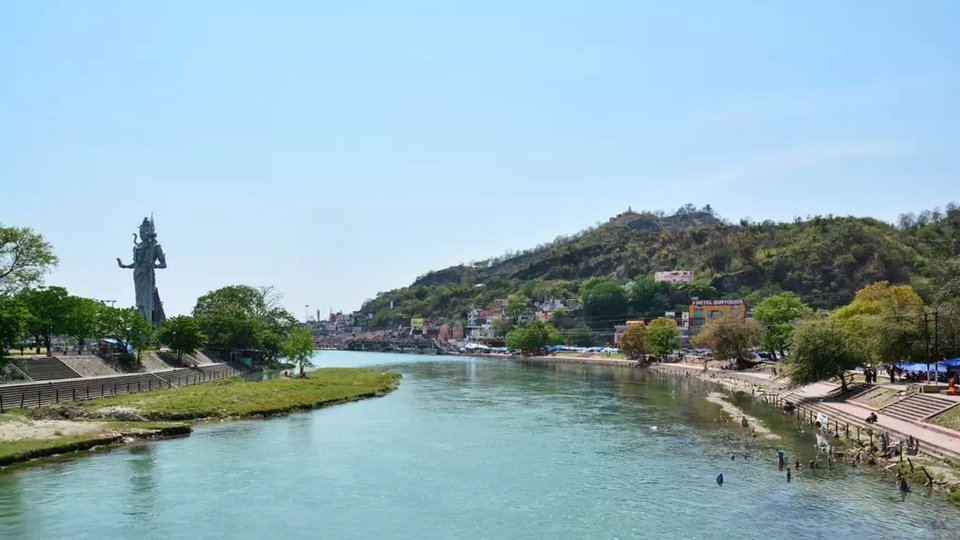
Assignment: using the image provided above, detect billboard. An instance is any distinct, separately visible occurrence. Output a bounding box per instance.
[410,318,425,330]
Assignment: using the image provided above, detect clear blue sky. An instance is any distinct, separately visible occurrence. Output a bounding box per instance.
[1,1,958,319]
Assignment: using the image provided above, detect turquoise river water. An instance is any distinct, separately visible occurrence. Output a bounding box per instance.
[1,351,958,539]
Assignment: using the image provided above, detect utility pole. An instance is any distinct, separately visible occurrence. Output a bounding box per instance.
[305,304,310,325]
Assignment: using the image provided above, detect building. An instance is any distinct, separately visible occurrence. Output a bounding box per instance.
[614,320,645,347]
[688,299,745,333]
[655,270,694,284]
[451,323,465,341]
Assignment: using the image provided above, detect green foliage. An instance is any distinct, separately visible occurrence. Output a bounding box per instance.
[192,285,299,364]
[491,317,515,339]
[281,327,315,377]
[619,323,648,360]
[567,323,593,347]
[99,307,155,362]
[0,225,58,296]
[0,296,29,360]
[752,292,812,357]
[18,286,70,350]
[505,321,563,355]
[157,316,208,362]
[62,296,104,353]
[581,280,628,329]
[784,318,865,391]
[831,281,925,367]
[80,368,400,420]
[691,317,760,369]
[358,204,960,327]
[647,317,679,359]
[504,294,529,318]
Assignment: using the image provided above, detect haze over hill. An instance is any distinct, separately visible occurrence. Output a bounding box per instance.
[358,203,959,328]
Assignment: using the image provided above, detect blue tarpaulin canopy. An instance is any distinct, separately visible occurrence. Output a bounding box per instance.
[895,362,947,372]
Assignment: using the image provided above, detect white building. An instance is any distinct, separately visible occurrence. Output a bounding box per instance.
[655,270,693,284]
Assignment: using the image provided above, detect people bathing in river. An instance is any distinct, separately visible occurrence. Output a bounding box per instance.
[716,473,724,486]
[777,450,786,468]
[786,468,792,482]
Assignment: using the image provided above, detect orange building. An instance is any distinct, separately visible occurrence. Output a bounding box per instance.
[688,300,745,333]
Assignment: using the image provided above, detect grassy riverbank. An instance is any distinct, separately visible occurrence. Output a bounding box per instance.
[0,368,400,468]
[78,368,401,420]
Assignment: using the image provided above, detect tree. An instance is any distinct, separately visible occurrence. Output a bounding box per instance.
[0,296,29,363]
[581,280,628,329]
[831,281,924,368]
[752,292,812,358]
[281,327,315,377]
[100,307,155,364]
[0,226,58,296]
[491,317,515,339]
[568,323,593,347]
[62,296,104,353]
[193,285,299,364]
[503,294,529,319]
[784,318,865,392]
[691,317,759,369]
[647,317,679,360]
[505,321,563,355]
[157,316,208,362]
[19,286,70,351]
[619,322,649,360]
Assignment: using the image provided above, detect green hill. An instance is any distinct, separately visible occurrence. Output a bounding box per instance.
[358,204,960,329]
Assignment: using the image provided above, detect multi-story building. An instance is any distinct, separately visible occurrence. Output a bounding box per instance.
[688,299,746,333]
[655,270,694,284]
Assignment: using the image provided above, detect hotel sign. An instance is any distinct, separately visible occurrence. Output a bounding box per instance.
[693,300,744,306]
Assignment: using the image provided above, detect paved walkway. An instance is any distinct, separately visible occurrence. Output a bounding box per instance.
[658,363,960,455]
[790,382,960,454]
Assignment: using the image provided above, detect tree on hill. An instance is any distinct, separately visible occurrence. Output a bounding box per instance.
[491,317,515,339]
[506,321,563,356]
[0,226,57,296]
[581,280,628,329]
[504,294,529,319]
[647,317,680,360]
[281,327,315,377]
[619,322,649,360]
[784,317,864,392]
[691,317,759,370]
[157,315,208,363]
[752,292,811,359]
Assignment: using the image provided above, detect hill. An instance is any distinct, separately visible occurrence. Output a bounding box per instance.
[358,203,960,329]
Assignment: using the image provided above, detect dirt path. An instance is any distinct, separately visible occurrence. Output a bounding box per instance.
[0,416,108,442]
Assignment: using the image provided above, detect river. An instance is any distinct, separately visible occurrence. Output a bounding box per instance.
[1,351,957,539]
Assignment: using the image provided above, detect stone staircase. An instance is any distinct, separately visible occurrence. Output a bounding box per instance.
[879,394,958,423]
[762,389,960,462]
[20,357,82,381]
[57,355,121,378]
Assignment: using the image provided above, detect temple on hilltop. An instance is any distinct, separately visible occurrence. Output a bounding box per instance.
[608,207,637,223]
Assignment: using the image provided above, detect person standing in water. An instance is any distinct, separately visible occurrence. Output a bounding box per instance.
[786,468,792,482]
[717,473,724,486]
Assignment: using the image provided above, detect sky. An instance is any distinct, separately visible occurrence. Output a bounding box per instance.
[1,1,958,319]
